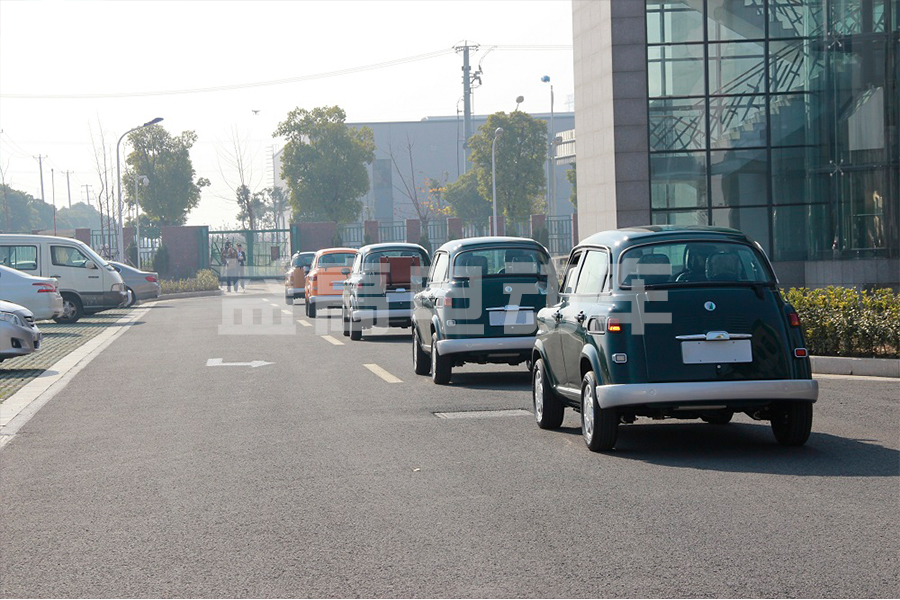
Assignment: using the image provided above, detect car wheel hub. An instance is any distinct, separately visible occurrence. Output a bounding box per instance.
[583,385,595,441]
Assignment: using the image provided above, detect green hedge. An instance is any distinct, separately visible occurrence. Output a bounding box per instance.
[786,287,900,358]
[160,269,220,294]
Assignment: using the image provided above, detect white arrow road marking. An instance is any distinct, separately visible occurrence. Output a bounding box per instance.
[321,335,344,346]
[363,364,403,383]
[206,358,274,368]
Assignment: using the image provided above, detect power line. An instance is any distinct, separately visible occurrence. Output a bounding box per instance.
[0,44,572,100]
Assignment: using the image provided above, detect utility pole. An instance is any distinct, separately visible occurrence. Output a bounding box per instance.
[0,129,9,232]
[454,41,480,172]
[65,171,72,208]
[51,168,57,235]
[34,155,47,205]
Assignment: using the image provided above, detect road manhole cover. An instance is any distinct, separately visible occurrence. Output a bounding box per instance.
[434,409,533,419]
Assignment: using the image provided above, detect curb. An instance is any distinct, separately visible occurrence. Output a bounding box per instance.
[156,289,223,301]
[811,355,900,378]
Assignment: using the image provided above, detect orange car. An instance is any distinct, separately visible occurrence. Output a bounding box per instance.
[284,251,315,306]
[304,247,358,318]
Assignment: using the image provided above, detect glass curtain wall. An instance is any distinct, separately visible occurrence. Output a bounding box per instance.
[646,0,898,261]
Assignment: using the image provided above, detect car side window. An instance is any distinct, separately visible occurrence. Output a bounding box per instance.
[574,250,610,296]
[430,253,449,283]
[560,251,583,295]
[51,245,91,268]
[0,245,38,271]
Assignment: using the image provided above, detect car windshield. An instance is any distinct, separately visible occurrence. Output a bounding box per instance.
[618,241,774,288]
[451,247,550,279]
[292,255,313,268]
[316,252,356,267]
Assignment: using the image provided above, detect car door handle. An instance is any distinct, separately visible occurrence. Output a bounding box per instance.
[575,311,586,323]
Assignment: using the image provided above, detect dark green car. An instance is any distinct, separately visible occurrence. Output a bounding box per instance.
[340,243,430,341]
[412,237,556,384]
[531,226,818,451]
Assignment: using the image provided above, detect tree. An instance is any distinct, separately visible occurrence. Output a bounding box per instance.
[389,136,450,230]
[122,126,209,226]
[566,163,577,209]
[274,106,375,223]
[217,126,263,229]
[0,185,52,232]
[468,111,547,219]
[251,186,290,229]
[56,202,101,229]
[444,170,491,219]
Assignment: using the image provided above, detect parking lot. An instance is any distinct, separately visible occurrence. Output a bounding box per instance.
[0,308,136,401]
[0,289,897,598]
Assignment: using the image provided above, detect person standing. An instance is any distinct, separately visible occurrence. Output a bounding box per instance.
[223,241,238,292]
[235,243,247,292]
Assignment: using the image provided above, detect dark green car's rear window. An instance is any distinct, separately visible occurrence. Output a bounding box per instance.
[619,241,774,288]
[452,248,550,278]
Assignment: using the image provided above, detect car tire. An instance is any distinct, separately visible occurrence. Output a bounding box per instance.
[308,301,317,318]
[431,332,451,385]
[286,295,293,306]
[304,299,309,317]
[126,287,137,307]
[770,401,813,446]
[412,328,430,376]
[702,411,734,425]
[349,317,362,341]
[581,371,617,452]
[342,306,350,337]
[533,358,564,430]
[54,293,83,324]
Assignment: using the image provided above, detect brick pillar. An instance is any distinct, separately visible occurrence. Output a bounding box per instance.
[531,214,546,235]
[74,228,91,246]
[296,222,337,252]
[489,215,505,237]
[364,220,379,245]
[406,219,421,243]
[447,217,463,241]
[161,225,208,279]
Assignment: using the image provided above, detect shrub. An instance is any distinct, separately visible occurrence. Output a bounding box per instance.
[417,233,432,255]
[153,244,171,278]
[160,269,220,294]
[785,286,900,358]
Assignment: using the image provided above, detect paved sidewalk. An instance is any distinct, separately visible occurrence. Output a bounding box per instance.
[0,309,135,402]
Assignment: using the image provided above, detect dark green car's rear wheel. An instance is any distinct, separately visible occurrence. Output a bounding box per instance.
[431,332,451,385]
[412,329,430,376]
[702,411,734,425]
[771,401,813,446]
[581,371,617,452]
[533,358,564,430]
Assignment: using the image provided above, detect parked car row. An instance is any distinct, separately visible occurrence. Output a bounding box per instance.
[306,227,816,454]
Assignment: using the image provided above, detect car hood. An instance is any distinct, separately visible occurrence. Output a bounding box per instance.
[0,299,35,319]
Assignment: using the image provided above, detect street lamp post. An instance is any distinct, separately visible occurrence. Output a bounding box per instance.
[134,174,149,267]
[541,76,554,216]
[491,127,503,236]
[116,117,162,262]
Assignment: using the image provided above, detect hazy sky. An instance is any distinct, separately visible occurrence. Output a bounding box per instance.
[0,0,575,228]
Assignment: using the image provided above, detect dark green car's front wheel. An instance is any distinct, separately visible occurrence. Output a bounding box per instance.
[431,332,451,385]
[533,358,564,430]
[412,329,430,376]
[581,371,618,452]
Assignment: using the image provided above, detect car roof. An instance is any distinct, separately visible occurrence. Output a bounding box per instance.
[314,247,358,256]
[358,242,428,255]
[435,236,549,255]
[0,233,85,244]
[577,226,755,252]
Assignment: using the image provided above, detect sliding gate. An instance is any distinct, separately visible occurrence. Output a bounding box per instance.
[209,229,291,280]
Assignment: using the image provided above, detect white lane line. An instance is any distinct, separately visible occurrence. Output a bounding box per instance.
[363,363,403,384]
[321,335,344,346]
[0,308,150,450]
[297,319,312,327]
[281,310,293,316]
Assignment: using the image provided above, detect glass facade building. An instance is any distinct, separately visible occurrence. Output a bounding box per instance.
[645,0,898,262]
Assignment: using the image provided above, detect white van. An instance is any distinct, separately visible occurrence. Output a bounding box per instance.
[0,235,127,323]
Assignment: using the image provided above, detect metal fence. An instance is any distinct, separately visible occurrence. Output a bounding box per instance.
[209,229,291,279]
[547,216,573,256]
[337,223,364,248]
[460,218,489,238]
[378,221,406,244]
[505,218,532,238]
[426,220,447,247]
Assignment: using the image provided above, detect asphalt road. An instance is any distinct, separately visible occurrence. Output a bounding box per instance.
[1,291,898,598]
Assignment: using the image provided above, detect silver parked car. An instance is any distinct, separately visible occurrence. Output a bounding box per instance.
[0,300,41,363]
[0,264,64,321]
[109,261,161,307]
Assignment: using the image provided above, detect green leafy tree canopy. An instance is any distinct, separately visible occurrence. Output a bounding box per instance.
[468,111,547,219]
[444,170,491,219]
[122,126,210,226]
[274,106,375,223]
